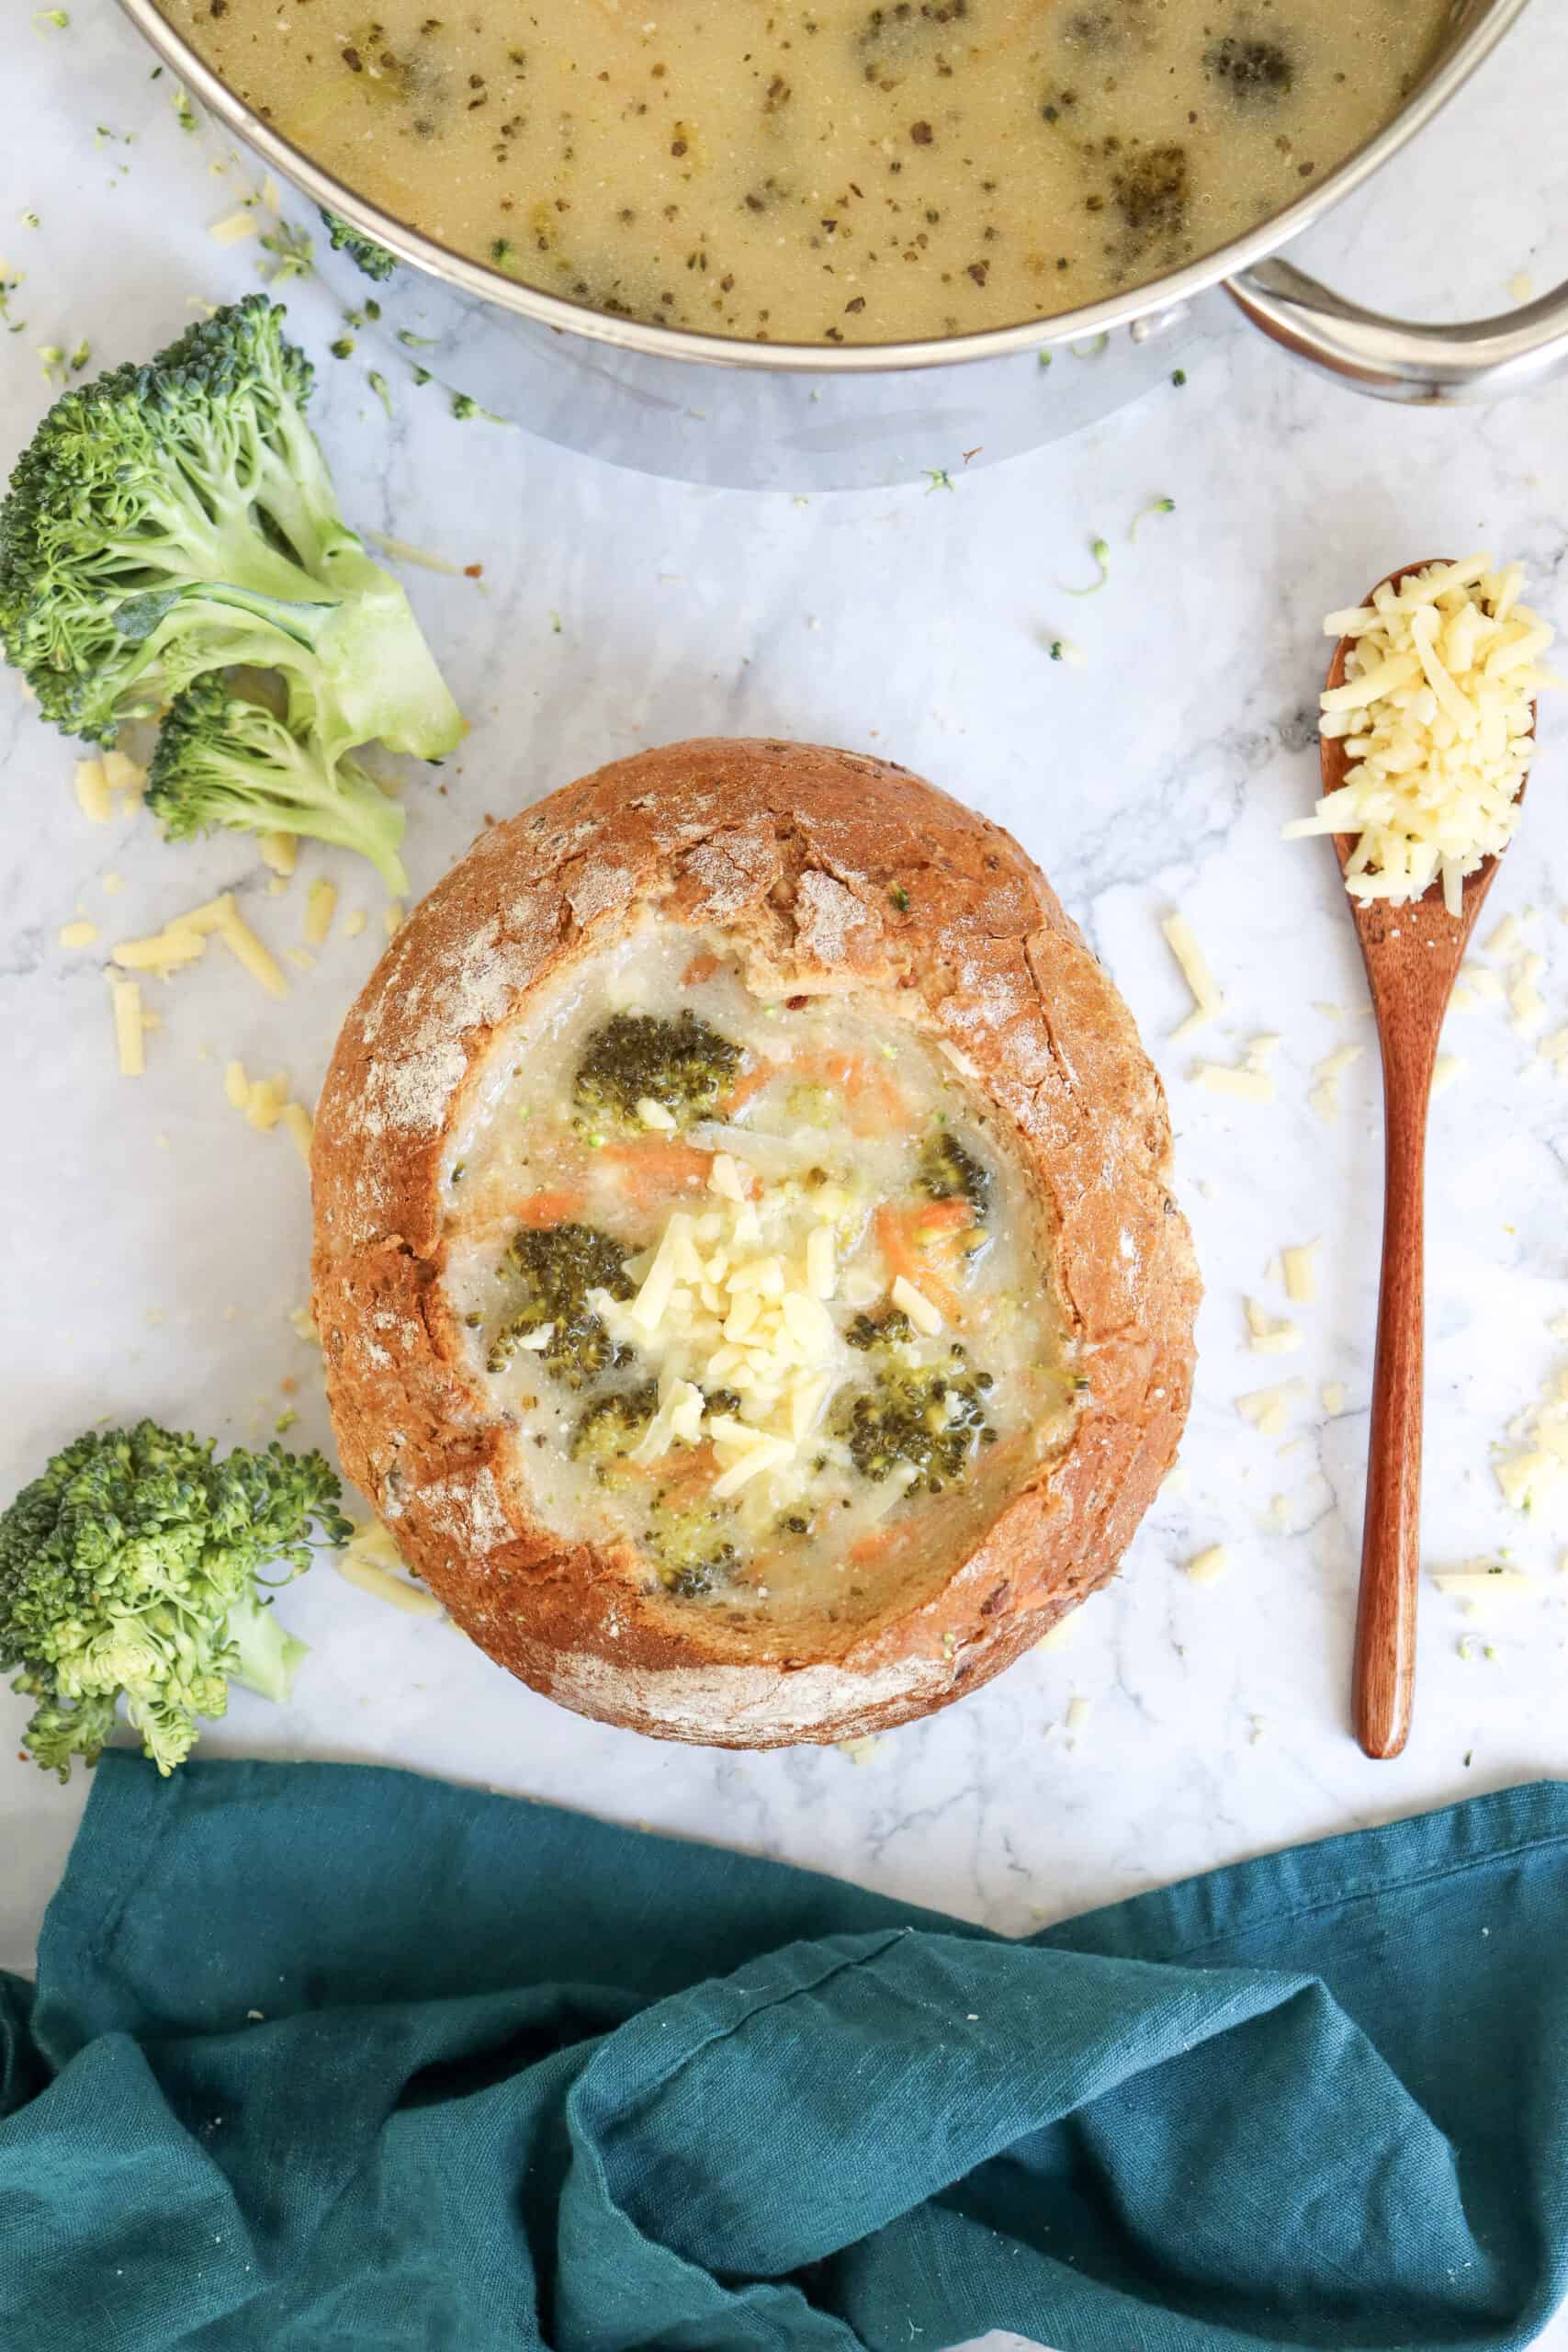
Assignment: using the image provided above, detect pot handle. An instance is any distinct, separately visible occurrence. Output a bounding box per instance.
[1224,256,1568,404]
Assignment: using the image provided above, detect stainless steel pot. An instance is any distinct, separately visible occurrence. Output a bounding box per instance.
[118,0,1559,490]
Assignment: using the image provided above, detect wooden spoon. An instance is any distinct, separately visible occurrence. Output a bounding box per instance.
[1321,561,1529,1760]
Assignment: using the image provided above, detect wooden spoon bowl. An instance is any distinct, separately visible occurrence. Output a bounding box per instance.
[1325,560,1532,1759]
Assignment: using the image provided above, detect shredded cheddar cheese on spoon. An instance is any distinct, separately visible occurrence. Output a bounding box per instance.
[1287,556,1559,914]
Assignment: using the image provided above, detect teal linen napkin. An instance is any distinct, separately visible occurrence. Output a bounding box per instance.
[2,1754,1566,2352]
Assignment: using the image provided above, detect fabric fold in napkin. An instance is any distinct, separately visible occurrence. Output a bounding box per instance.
[3,1755,1567,2352]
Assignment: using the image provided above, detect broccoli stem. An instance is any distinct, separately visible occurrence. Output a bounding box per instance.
[227,1589,309,1704]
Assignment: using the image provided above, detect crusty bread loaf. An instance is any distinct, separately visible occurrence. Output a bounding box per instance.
[312,739,1199,1744]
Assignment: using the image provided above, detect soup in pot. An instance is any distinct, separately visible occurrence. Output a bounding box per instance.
[164,0,1451,345]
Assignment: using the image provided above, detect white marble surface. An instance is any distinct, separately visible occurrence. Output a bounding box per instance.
[5,15,1568,2318]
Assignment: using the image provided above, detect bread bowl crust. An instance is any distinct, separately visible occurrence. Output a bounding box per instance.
[311,739,1199,1745]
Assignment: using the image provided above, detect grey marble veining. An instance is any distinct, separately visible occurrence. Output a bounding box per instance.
[5,29,1568,2330]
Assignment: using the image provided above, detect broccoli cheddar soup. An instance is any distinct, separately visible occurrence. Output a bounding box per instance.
[166,0,1450,345]
[439,923,1077,1629]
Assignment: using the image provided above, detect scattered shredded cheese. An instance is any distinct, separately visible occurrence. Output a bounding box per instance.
[1192,1034,1280,1104]
[101,750,145,799]
[343,908,367,940]
[384,900,404,937]
[280,1102,314,1164]
[1309,1043,1363,1125]
[209,207,260,245]
[1321,1382,1346,1416]
[1063,1695,1094,1742]
[1507,952,1546,1037]
[108,975,145,1077]
[836,1735,884,1764]
[217,906,288,999]
[1161,911,1224,1041]
[336,1520,444,1617]
[1495,1362,1568,1515]
[1281,1240,1318,1304]
[111,925,205,975]
[259,831,298,876]
[1037,1610,1080,1652]
[1290,557,1557,912]
[304,878,337,947]
[244,1073,290,1132]
[73,758,114,823]
[1184,1544,1229,1586]
[1236,1380,1304,1440]
[58,918,98,949]
[1245,1299,1302,1355]
[1432,1566,1535,1604]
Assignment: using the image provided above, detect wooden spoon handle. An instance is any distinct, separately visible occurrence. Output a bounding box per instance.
[1352,1060,1431,1758]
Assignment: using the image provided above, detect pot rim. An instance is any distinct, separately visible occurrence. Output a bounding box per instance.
[115,0,1532,375]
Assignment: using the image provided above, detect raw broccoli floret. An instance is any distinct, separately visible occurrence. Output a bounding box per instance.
[918,1128,991,1220]
[148,676,409,891]
[0,295,461,763]
[0,1419,350,1781]
[488,1222,637,1390]
[319,207,398,282]
[574,1010,740,1128]
[832,1358,995,1492]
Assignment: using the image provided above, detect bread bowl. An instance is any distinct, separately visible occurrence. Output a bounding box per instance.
[311,739,1199,1746]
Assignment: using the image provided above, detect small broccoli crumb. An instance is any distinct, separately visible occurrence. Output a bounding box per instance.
[1129,495,1175,541]
[574,1008,740,1128]
[319,207,397,281]
[450,389,510,424]
[1064,537,1111,597]
[367,369,393,418]
[887,882,910,912]
[259,222,314,283]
